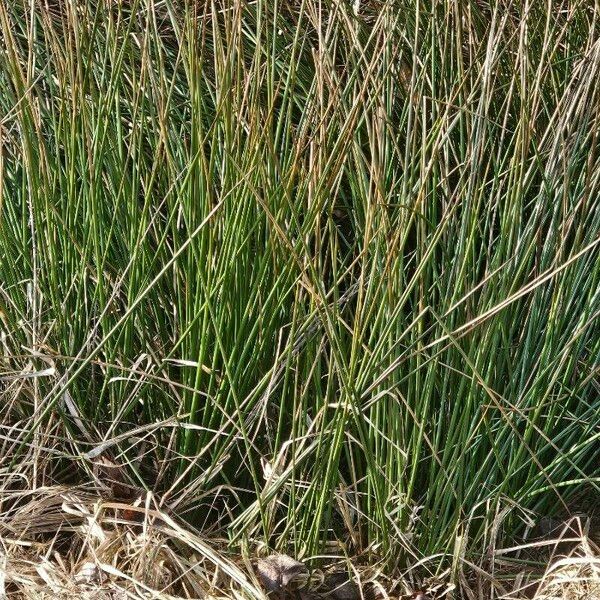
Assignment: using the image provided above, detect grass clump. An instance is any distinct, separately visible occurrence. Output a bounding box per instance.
[0,0,599,595]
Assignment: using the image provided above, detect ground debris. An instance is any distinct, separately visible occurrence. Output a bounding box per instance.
[255,556,369,600]
[256,554,309,593]
[321,571,361,600]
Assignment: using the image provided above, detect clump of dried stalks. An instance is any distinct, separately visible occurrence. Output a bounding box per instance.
[508,517,600,600]
[1,472,598,599]
[533,554,600,600]
[0,483,263,599]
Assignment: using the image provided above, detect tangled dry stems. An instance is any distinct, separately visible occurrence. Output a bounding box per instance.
[1,483,598,599]
[0,485,261,599]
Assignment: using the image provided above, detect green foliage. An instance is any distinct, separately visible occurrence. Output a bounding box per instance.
[1,0,598,573]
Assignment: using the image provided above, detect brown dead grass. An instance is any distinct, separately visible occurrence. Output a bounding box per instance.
[498,516,600,600]
[0,485,264,599]
[532,556,600,600]
[1,483,598,600]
